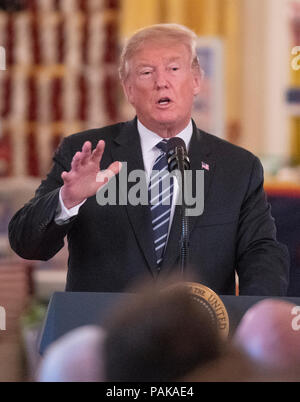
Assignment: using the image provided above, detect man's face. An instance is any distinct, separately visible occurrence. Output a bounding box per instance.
[123,40,201,136]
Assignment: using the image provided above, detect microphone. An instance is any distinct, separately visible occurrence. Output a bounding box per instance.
[166,137,190,173]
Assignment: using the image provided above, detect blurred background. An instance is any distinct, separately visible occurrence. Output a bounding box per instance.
[0,0,299,381]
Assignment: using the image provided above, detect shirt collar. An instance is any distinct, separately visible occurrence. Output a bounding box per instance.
[137,119,193,155]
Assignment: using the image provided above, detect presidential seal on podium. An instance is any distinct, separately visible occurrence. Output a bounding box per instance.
[185,282,229,338]
[167,282,230,338]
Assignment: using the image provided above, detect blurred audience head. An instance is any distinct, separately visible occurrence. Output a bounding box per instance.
[234,298,300,380]
[183,346,261,382]
[103,281,226,382]
[36,325,106,382]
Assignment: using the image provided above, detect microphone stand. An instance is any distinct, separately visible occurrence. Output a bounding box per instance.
[176,147,189,275]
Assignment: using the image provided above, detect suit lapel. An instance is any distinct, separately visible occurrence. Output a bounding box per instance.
[160,122,216,274]
[111,119,158,275]
[186,123,216,235]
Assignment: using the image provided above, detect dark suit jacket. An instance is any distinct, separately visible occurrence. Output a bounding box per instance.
[8,118,289,295]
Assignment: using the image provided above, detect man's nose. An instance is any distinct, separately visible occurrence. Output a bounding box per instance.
[154,70,169,89]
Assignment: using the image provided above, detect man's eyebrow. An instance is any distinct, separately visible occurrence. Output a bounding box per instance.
[135,63,154,69]
[135,57,183,69]
[166,56,182,62]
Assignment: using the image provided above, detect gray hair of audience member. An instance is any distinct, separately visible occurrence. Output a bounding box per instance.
[36,325,106,382]
[103,284,225,382]
[234,299,300,379]
[119,23,202,82]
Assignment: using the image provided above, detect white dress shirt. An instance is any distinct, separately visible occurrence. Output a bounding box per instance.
[137,119,193,236]
[55,119,193,228]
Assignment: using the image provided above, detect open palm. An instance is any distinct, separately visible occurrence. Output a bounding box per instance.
[61,140,121,209]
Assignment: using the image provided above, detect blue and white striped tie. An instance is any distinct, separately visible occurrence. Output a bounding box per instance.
[149,140,174,268]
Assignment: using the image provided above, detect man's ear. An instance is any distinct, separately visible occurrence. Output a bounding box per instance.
[122,79,135,105]
[192,70,202,96]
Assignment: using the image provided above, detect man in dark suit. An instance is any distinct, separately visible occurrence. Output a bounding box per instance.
[9,24,289,295]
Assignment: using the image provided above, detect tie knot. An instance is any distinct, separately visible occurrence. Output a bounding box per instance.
[156,139,168,153]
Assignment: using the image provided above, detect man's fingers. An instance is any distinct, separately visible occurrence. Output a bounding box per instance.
[61,171,71,183]
[91,140,105,163]
[80,141,92,165]
[96,162,122,186]
[71,152,81,171]
[108,161,122,176]
[71,141,103,169]
[70,141,93,172]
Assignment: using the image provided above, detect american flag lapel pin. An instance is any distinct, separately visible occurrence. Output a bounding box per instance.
[201,161,210,171]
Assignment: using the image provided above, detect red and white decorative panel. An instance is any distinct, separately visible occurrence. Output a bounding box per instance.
[0,0,120,177]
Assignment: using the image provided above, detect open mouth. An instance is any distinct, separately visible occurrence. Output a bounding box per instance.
[157,97,172,106]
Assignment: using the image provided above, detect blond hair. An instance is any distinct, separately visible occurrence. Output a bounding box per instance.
[119,23,201,82]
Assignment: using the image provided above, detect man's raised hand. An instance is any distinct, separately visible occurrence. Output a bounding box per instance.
[61,140,121,209]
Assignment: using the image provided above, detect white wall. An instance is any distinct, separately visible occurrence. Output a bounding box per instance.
[240,0,290,159]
